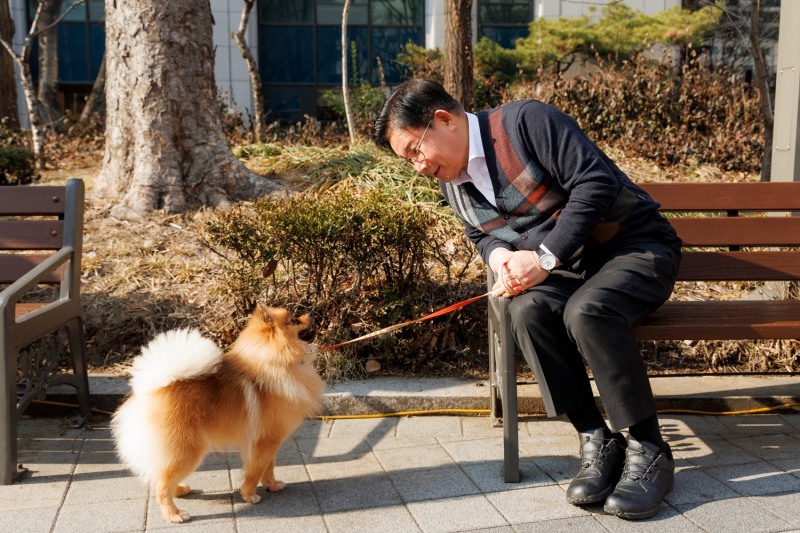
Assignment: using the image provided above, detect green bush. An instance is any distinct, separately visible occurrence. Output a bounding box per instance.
[205,185,485,380]
[0,145,37,186]
[506,53,764,173]
[0,118,37,186]
[321,81,387,137]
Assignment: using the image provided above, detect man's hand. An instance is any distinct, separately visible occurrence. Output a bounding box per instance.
[490,250,550,298]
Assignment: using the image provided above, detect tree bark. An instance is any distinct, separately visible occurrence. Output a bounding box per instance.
[0,0,18,128]
[79,52,105,124]
[443,0,474,111]
[96,0,281,219]
[342,0,356,145]
[37,0,65,131]
[0,2,49,168]
[231,0,265,142]
[748,0,773,182]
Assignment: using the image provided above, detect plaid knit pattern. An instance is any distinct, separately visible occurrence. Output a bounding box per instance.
[442,107,566,244]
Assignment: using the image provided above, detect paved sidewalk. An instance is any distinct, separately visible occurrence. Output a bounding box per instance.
[3,376,800,532]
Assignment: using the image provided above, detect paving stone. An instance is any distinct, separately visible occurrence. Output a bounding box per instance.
[674,497,794,533]
[406,493,509,533]
[388,464,481,502]
[324,505,421,533]
[706,460,800,496]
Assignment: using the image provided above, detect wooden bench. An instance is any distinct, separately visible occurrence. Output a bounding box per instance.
[0,178,90,484]
[487,181,800,483]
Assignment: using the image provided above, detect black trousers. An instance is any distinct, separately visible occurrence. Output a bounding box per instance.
[507,237,681,431]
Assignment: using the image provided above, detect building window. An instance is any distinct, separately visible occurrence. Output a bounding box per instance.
[258,0,424,121]
[478,0,532,48]
[27,0,105,112]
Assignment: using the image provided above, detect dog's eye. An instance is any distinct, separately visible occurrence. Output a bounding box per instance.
[288,317,300,325]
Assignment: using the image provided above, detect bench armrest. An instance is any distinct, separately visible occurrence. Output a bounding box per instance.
[0,246,77,320]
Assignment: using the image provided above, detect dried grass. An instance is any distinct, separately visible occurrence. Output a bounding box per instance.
[34,142,799,379]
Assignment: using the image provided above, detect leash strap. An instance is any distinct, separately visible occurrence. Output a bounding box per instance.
[317,292,491,351]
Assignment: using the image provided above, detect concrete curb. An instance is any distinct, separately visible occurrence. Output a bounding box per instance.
[41,374,800,419]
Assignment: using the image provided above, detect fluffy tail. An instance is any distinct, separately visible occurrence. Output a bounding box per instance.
[113,328,221,484]
[128,328,222,395]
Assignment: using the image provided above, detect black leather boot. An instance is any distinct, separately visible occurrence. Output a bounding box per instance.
[566,428,626,505]
[603,437,675,519]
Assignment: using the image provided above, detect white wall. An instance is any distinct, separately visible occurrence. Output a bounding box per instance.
[771,1,800,183]
[425,0,445,50]
[211,0,258,117]
[535,0,680,20]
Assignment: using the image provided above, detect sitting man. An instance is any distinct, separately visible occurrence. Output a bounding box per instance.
[373,78,682,520]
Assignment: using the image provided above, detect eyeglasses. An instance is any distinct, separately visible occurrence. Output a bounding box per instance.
[405,120,431,165]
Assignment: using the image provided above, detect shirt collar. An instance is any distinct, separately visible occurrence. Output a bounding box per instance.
[451,113,484,185]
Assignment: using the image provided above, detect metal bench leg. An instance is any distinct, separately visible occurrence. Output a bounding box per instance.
[41,319,91,428]
[0,338,25,485]
[487,269,520,483]
[64,317,91,426]
[497,301,520,483]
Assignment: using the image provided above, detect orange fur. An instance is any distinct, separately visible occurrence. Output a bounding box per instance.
[112,305,324,524]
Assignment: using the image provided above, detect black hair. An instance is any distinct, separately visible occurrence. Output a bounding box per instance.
[372,79,464,152]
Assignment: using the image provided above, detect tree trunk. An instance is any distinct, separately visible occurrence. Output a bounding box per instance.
[443,0,474,111]
[37,0,65,131]
[342,0,356,145]
[748,0,773,182]
[0,0,18,128]
[231,0,265,142]
[79,52,105,124]
[96,0,281,219]
[0,3,49,168]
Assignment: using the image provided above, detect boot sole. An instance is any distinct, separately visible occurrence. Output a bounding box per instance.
[567,483,616,505]
[603,483,673,520]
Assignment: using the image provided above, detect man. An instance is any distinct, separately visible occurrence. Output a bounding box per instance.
[373,79,682,520]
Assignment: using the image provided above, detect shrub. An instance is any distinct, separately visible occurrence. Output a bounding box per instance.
[0,119,37,186]
[205,185,485,381]
[505,53,764,173]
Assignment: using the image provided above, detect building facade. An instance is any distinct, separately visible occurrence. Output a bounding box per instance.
[15,0,752,127]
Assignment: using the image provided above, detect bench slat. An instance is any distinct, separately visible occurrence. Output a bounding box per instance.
[678,251,800,281]
[642,182,800,211]
[0,255,61,284]
[636,300,800,340]
[669,217,800,247]
[0,221,65,250]
[14,302,48,319]
[0,186,68,215]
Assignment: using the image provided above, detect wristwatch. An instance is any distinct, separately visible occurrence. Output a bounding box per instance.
[535,246,558,272]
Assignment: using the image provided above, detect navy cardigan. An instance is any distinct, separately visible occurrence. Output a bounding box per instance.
[440,100,669,266]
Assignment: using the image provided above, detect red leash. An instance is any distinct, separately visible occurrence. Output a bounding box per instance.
[317,292,491,351]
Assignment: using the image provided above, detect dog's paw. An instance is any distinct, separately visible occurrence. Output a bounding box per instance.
[266,480,286,492]
[175,484,192,498]
[165,509,191,524]
[241,490,262,504]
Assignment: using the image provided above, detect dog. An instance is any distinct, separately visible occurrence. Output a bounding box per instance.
[111,304,324,523]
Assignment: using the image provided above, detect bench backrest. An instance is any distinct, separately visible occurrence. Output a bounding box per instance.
[0,182,84,285]
[640,182,800,282]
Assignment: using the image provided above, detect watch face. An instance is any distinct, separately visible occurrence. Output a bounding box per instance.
[539,253,557,271]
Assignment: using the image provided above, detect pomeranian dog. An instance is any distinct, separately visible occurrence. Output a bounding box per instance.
[111,304,324,524]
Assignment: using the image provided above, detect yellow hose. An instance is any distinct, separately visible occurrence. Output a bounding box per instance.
[28,399,800,421]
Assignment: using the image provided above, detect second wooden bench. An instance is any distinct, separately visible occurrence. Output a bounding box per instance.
[487,181,800,482]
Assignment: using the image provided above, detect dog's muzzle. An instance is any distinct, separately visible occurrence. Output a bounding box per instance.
[298,326,317,343]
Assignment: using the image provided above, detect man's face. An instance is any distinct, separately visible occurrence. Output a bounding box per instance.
[387,112,468,182]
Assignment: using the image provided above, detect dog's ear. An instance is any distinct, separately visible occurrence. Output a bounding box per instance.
[251,303,276,329]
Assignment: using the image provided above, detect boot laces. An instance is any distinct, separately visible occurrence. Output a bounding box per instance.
[621,447,660,482]
[579,438,613,468]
